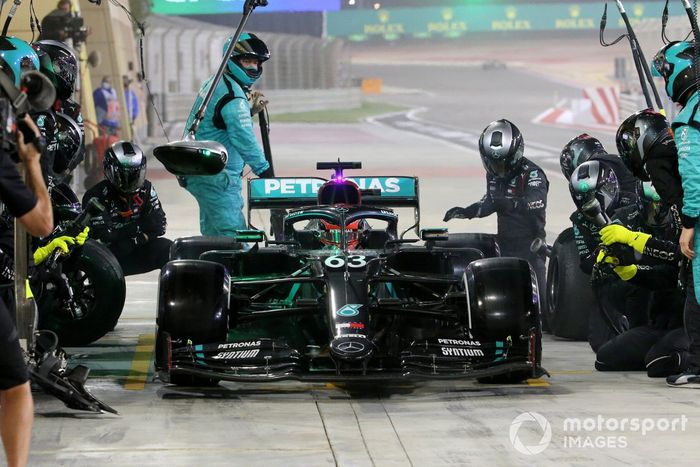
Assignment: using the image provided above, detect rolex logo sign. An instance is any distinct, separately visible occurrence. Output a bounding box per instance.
[378,10,390,23]
[505,7,517,20]
[633,4,644,17]
[569,5,581,18]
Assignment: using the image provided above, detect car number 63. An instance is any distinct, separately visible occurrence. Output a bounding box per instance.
[324,255,367,269]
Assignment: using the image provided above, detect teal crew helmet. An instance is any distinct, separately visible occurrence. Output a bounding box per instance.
[223,32,270,88]
[0,36,40,87]
[653,41,697,105]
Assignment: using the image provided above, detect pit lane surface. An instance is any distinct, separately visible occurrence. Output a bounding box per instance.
[29,64,700,465]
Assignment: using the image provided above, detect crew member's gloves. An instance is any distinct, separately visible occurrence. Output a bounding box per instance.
[612,264,638,281]
[75,227,89,246]
[33,227,90,265]
[599,224,651,253]
[34,236,75,265]
[248,91,268,116]
[595,250,637,281]
[257,166,275,179]
[443,205,479,222]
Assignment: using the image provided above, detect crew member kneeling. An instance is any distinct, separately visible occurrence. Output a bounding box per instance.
[83,142,172,275]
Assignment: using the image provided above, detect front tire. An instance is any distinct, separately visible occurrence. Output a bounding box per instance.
[156,260,229,386]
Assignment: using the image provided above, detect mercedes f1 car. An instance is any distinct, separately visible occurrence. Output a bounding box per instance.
[155,162,544,386]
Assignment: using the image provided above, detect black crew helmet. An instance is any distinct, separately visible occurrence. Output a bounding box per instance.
[616,109,673,181]
[570,160,621,221]
[478,119,524,179]
[560,133,607,180]
[104,141,147,194]
[32,40,77,101]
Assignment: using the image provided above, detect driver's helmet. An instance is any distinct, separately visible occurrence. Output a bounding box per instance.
[653,41,697,105]
[0,36,40,87]
[104,141,147,194]
[478,119,524,179]
[570,160,621,217]
[560,133,607,180]
[223,32,269,88]
[616,109,672,181]
[317,179,361,206]
[319,219,364,249]
[32,40,78,101]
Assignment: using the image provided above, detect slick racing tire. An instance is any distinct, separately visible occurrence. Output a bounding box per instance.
[463,257,540,384]
[156,260,229,387]
[433,233,500,258]
[169,236,243,261]
[546,228,592,341]
[37,240,126,346]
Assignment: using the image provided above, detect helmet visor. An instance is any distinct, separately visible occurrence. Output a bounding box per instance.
[483,157,509,178]
[113,165,145,194]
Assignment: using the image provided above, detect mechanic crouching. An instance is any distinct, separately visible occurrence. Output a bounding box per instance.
[443,119,549,311]
[82,142,172,275]
[570,151,687,377]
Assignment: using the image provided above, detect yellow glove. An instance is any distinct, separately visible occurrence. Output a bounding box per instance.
[33,236,76,265]
[599,224,651,253]
[613,264,638,281]
[596,250,619,265]
[75,227,89,246]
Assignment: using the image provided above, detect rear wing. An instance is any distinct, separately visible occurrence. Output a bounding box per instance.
[247,176,420,235]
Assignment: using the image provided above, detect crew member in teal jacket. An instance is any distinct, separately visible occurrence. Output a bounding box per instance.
[182,33,273,236]
[653,40,700,387]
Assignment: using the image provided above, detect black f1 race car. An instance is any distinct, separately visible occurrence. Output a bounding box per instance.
[155,162,544,386]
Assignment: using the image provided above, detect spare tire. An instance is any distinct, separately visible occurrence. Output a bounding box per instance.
[546,228,593,340]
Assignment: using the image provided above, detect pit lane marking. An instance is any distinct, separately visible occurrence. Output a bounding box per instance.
[526,378,551,387]
[124,333,155,391]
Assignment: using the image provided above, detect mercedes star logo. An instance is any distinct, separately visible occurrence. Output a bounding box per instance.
[336,341,365,353]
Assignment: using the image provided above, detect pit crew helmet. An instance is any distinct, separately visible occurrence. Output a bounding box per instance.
[223,33,269,88]
[0,36,40,87]
[560,133,607,180]
[32,40,78,101]
[570,160,621,218]
[653,41,697,105]
[616,109,672,181]
[319,220,365,250]
[104,141,147,194]
[478,119,524,179]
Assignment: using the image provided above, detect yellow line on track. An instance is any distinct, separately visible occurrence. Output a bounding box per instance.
[526,378,551,387]
[124,333,155,391]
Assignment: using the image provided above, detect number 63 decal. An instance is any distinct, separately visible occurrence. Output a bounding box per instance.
[324,255,367,269]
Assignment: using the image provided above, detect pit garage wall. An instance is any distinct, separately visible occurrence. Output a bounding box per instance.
[8,1,139,143]
[144,15,357,135]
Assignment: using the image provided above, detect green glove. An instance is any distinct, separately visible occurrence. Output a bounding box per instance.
[599,224,651,253]
[613,264,638,281]
[34,236,75,265]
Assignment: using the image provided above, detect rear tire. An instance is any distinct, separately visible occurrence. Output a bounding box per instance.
[546,228,592,340]
[37,240,126,346]
[156,260,230,386]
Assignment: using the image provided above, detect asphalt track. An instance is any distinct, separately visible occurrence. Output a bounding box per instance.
[27,59,700,465]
